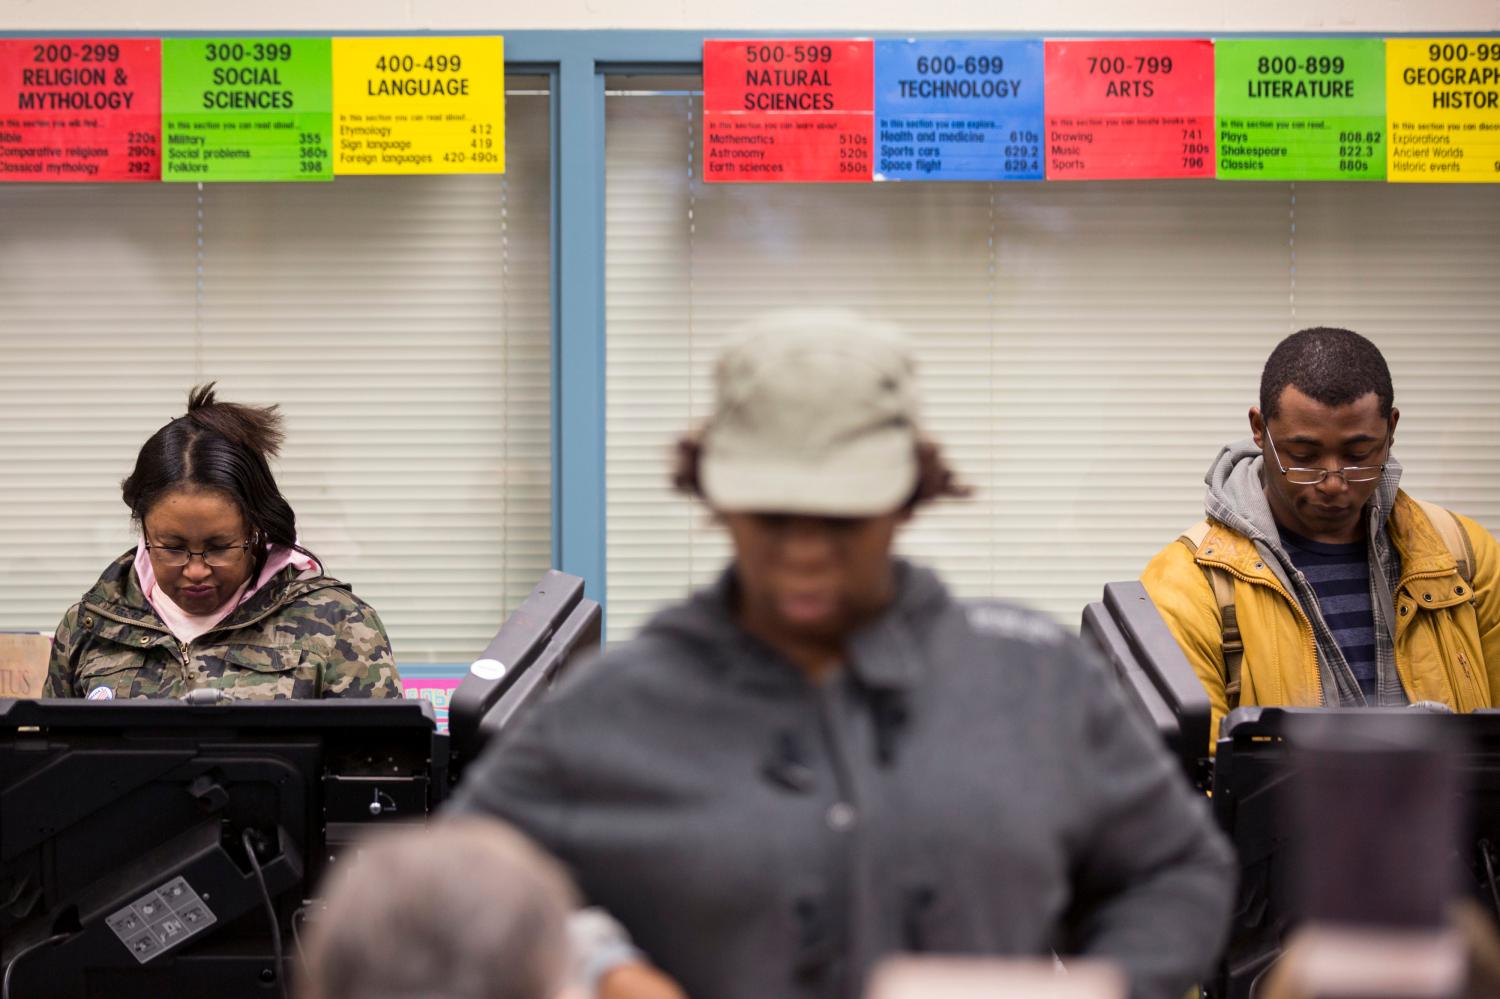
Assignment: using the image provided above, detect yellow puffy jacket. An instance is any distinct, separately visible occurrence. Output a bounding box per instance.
[1142,491,1500,747]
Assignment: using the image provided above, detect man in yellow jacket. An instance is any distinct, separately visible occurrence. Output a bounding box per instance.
[1142,327,1500,748]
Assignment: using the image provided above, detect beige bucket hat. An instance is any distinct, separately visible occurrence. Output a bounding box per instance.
[699,308,920,517]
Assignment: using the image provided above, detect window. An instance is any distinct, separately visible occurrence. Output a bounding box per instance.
[605,77,1500,640]
[0,78,552,667]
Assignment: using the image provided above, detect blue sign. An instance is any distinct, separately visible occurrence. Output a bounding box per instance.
[873,39,1045,181]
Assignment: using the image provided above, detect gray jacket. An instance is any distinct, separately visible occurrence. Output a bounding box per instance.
[450,561,1234,999]
[1204,439,1407,706]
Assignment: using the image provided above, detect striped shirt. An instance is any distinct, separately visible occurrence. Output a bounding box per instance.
[1278,527,1377,702]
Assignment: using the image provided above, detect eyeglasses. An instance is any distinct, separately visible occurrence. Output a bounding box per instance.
[1264,432,1389,486]
[144,539,253,568]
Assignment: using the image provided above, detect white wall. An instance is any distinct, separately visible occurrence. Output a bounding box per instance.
[8,0,1499,33]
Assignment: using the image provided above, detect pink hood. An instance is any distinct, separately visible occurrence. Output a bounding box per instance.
[134,540,321,645]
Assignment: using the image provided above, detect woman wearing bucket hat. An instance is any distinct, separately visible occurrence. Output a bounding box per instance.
[451,309,1234,999]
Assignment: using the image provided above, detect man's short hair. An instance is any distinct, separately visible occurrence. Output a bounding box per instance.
[300,818,575,999]
[1259,327,1395,421]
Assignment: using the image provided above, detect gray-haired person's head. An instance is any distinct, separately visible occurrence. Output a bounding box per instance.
[300,818,575,999]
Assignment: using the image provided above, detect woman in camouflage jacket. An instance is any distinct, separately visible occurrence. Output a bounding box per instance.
[46,385,402,701]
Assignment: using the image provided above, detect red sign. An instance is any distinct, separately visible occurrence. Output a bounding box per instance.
[703,39,873,183]
[0,38,162,182]
[1044,39,1215,180]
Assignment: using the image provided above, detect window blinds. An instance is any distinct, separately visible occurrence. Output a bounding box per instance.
[604,83,1500,641]
[0,88,552,666]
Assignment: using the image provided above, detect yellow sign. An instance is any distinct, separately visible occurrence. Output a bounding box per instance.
[332,36,504,175]
[1386,38,1500,182]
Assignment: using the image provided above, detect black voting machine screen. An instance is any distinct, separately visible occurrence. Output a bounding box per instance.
[0,698,445,998]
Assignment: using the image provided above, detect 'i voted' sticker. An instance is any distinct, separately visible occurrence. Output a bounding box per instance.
[86,686,115,700]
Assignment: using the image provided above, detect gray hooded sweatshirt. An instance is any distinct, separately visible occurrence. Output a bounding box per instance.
[451,560,1234,999]
[1203,439,1407,707]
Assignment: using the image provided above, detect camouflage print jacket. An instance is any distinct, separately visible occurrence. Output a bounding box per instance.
[46,550,403,700]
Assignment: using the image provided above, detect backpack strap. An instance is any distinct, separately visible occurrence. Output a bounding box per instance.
[1177,520,1244,709]
[1179,520,1211,551]
[1415,498,1475,587]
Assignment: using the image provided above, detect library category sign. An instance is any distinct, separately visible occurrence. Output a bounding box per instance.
[161,38,333,182]
[873,39,1045,181]
[3,34,1497,185]
[702,39,875,182]
[331,37,505,175]
[1386,39,1500,183]
[0,39,161,182]
[1215,39,1386,180]
[1044,39,1216,180]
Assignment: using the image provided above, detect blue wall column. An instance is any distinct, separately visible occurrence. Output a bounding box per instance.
[551,54,607,605]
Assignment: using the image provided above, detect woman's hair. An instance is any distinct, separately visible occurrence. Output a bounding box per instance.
[672,433,971,513]
[121,384,299,569]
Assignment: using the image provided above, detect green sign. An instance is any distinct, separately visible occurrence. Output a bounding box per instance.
[1215,38,1386,180]
[162,38,333,182]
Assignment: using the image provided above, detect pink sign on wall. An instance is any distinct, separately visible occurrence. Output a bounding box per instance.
[402,676,462,733]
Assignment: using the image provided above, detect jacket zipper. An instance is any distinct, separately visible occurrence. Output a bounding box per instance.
[84,599,289,691]
[1200,559,1323,705]
[1202,560,1466,709]
[812,680,863,999]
